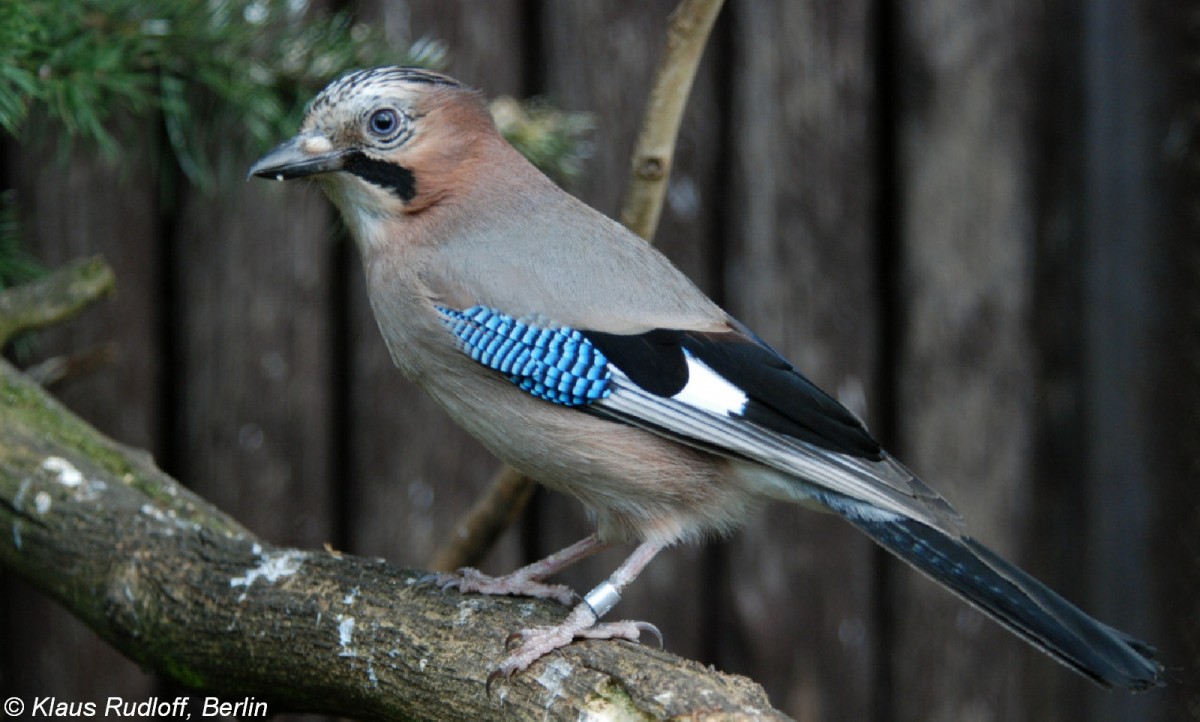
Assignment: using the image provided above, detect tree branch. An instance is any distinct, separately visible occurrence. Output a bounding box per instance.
[0,256,115,346]
[619,0,726,238]
[0,350,783,720]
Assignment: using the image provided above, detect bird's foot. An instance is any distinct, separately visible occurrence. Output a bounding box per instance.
[424,567,577,606]
[487,603,662,690]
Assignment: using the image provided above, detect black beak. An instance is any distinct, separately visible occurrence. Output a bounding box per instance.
[248,132,345,181]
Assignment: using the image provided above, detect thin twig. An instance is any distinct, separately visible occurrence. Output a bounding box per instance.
[23,343,120,387]
[620,0,726,240]
[427,0,727,571]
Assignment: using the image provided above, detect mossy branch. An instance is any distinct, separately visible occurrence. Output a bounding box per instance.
[0,256,114,347]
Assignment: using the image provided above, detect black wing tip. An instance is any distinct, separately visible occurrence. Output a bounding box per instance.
[1119,668,1168,692]
[1086,659,1166,692]
[852,516,1163,691]
[1070,644,1165,692]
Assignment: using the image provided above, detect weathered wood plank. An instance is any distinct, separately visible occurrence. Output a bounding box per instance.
[1025,0,1094,715]
[341,0,527,574]
[174,177,335,549]
[719,3,882,719]
[889,1,1044,718]
[1079,1,1169,720]
[1148,0,1200,715]
[535,0,724,664]
[1147,1,1200,720]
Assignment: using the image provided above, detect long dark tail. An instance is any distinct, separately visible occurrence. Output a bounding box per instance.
[848,514,1163,691]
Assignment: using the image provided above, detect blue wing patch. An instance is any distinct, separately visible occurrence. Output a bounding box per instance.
[437,305,612,406]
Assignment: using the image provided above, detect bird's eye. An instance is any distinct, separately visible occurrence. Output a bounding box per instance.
[367,108,400,138]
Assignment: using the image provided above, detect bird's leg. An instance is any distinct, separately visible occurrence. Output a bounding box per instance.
[428,534,608,606]
[493,540,665,681]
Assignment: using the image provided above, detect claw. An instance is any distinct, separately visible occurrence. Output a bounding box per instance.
[417,568,478,591]
[636,621,664,649]
[485,668,507,697]
[414,572,441,585]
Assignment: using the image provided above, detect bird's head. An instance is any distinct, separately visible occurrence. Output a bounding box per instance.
[250,67,497,230]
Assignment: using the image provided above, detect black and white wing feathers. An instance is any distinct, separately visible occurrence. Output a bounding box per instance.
[585,325,962,529]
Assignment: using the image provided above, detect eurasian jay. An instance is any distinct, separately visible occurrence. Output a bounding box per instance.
[249,66,1162,690]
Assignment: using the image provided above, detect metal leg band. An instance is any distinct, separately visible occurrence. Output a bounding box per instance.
[582,581,621,619]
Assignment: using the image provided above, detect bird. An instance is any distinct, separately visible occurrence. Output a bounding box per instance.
[249,66,1163,690]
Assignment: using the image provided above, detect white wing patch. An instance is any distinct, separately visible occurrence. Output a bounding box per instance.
[672,353,747,416]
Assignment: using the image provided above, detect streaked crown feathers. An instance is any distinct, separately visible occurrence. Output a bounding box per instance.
[305,66,466,119]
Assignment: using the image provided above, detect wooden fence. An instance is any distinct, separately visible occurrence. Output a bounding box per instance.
[1,1,1196,721]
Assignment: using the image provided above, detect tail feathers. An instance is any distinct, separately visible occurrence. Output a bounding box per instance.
[848,513,1163,691]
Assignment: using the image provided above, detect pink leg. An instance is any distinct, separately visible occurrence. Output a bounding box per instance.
[491,540,666,683]
[428,534,608,606]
